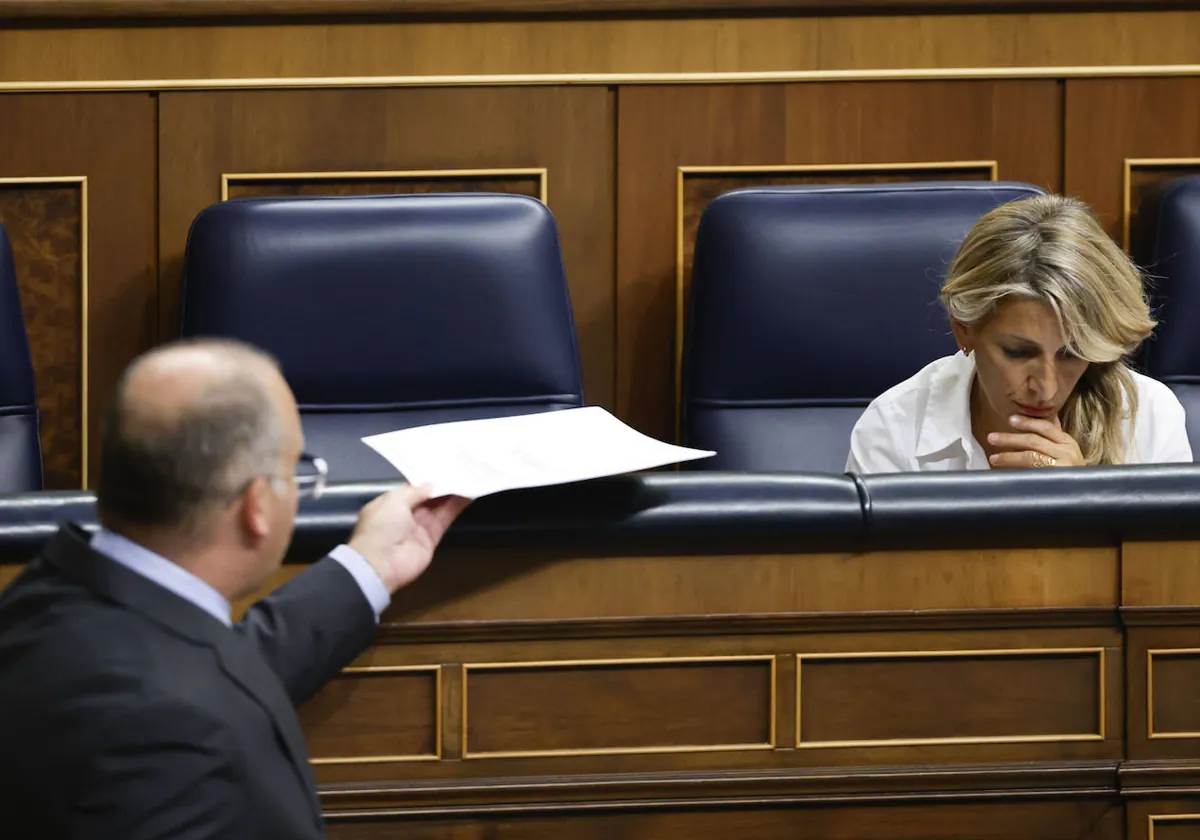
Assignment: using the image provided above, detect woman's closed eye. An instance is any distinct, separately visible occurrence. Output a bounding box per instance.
[1002,346,1037,360]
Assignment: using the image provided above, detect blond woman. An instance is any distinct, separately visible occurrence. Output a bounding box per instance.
[847,194,1192,473]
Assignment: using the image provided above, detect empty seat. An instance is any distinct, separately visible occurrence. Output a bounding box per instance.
[1131,176,1200,459]
[681,181,1047,473]
[180,193,585,482]
[0,221,43,492]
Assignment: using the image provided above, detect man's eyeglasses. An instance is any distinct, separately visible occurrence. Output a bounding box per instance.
[224,452,328,504]
[294,453,328,501]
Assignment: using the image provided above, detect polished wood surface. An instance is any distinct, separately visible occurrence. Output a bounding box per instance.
[0,94,156,488]
[324,797,1123,839]
[465,658,773,756]
[2,0,1198,21]
[299,667,440,762]
[1064,78,1200,245]
[4,12,1200,85]
[0,531,1189,837]
[797,649,1104,745]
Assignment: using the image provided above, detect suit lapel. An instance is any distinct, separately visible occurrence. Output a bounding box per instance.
[207,630,323,819]
[43,524,323,825]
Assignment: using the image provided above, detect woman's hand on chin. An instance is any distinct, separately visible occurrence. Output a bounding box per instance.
[986,414,1085,469]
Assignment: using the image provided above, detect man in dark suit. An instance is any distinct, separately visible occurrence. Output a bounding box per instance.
[0,339,468,839]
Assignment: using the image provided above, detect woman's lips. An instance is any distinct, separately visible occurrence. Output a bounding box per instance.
[1015,402,1056,418]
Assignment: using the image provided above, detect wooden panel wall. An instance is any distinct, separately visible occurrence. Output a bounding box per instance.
[0,94,156,488]
[4,10,1200,81]
[1064,78,1200,247]
[1,72,1198,473]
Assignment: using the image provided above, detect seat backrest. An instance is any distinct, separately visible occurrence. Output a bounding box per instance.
[681,181,1047,473]
[1131,176,1200,459]
[0,222,43,492]
[180,193,585,482]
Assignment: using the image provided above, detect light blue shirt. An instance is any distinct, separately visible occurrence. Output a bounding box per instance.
[90,528,391,627]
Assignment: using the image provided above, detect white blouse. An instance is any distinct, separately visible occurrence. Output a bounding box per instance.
[845,352,1193,474]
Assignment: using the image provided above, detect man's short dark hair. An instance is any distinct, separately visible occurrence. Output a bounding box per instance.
[96,340,285,531]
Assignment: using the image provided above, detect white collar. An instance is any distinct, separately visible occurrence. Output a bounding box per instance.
[915,351,978,461]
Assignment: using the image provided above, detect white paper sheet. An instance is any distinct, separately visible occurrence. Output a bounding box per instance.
[360,406,715,499]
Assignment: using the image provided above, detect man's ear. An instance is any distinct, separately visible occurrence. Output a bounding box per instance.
[950,319,973,355]
[239,477,273,541]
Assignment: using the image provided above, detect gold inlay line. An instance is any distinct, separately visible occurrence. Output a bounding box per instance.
[462,654,776,760]
[1121,158,1200,250]
[1146,648,1200,740]
[1149,813,1200,840]
[795,646,1106,749]
[308,664,442,765]
[3,64,1200,93]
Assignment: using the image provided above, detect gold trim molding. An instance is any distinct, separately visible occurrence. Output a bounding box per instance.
[307,664,442,765]
[221,167,549,204]
[673,160,997,438]
[462,654,777,759]
[1149,814,1200,840]
[0,175,89,488]
[2,65,1200,93]
[1122,157,1200,250]
[1146,648,1200,740]
[795,646,1107,749]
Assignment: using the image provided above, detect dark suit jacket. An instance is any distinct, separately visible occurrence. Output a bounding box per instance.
[0,523,378,839]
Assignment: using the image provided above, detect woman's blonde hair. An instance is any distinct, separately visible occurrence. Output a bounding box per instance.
[940,193,1155,465]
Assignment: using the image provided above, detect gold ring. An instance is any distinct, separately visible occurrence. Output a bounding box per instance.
[1031,452,1058,468]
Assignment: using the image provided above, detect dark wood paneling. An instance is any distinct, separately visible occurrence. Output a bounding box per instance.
[326,798,1122,840]
[464,658,773,756]
[299,667,439,762]
[226,174,541,201]
[616,80,1063,441]
[158,87,616,408]
[1152,819,1200,840]
[798,650,1102,745]
[1149,651,1200,738]
[0,183,82,489]
[1129,802,1200,840]
[1127,625,1200,761]
[0,94,157,488]
[1065,78,1200,245]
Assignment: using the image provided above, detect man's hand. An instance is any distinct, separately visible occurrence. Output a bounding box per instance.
[347,485,470,593]
[988,414,1085,469]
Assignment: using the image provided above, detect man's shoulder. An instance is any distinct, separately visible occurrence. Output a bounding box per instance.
[0,560,220,714]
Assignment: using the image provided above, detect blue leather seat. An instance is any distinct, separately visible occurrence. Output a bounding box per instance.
[681,181,1047,473]
[0,222,43,492]
[1131,176,1200,459]
[180,193,585,482]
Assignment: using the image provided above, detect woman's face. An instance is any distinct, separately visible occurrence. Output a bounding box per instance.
[954,298,1090,423]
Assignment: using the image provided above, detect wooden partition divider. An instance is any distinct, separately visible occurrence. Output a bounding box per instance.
[3,2,1200,836]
